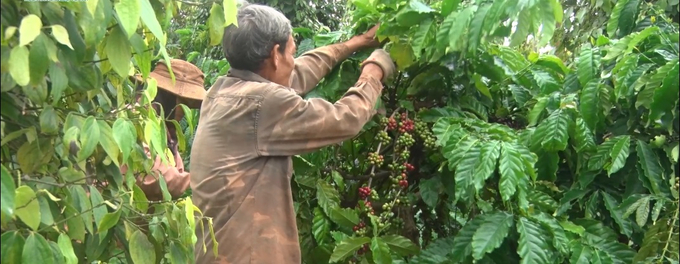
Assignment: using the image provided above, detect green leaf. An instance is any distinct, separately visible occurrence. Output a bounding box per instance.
[441,0,460,16]
[607,135,630,176]
[516,217,552,264]
[649,63,679,121]
[467,4,491,53]
[1,231,25,264]
[572,118,596,152]
[436,12,457,52]
[448,5,476,51]
[330,236,370,263]
[569,243,593,263]
[139,0,165,45]
[390,42,415,71]
[57,233,77,264]
[381,235,419,256]
[328,207,360,229]
[316,180,340,214]
[105,27,132,77]
[419,177,440,208]
[636,140,669,197]
[499,142,523,201]
[69,186,94,234]
[1,165,16,218]
[395,0,435,27]
[471,211,514,260]
[533,109,570,151]
[579,80,603,132]
[39,106,59,135]
[450,215,486,262]
[88,186,107,230]
[48,63,68,102]
[454,141,481,200]
[411,19,433,58]
[510,8,532,47]
[529,212,569,255]
[528,97,548,127]
[97,208,121,234]
[635,197,650,227]
[208,3,226,46]
[607,0,630,36]
[224,0,238,26]
[371,237,392,264]
[50,25,73,49]
[78,116,100,161]
[14,185,41,231]
[9,46,30,86]
[617,0,639,36]
[472,74,492,99]
[29,34,51,86]
[577,45,601,86]
[129,230,156,264]
[97,120,120,166]
[114,0,141,38]
[602,192,632,237]
[312,207,330,243]
[22,233,54,264]
[112,118,137,164]
[472,140,501,191]
[19,14,42,46]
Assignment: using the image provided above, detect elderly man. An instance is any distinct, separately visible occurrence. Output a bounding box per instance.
[190,3,396,264]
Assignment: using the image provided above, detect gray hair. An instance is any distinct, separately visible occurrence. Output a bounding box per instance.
[222,4,293,72]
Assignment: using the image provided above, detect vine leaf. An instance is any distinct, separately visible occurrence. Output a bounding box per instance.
[471,211,514,260]
[14,185,41,231]
[98,208,122,234]
[21,233,54,264]
[516,217,552,264]
[130,230,156,264]
[1,165,16,218]
[114,0,141,38]
[1,231,25,264]
[58,233,78,264]
[330,236,370,263]
[19,14,42,47]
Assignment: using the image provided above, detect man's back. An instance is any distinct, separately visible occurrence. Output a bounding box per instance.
[190,71,302,264]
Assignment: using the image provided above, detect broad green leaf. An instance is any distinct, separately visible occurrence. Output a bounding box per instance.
[577,45,601,86]
[570,243,593,263]
[448,5,476,51]
[329,236,370,263]
[39,106,59,135]
[472,74,492,99]
[98,208,122,233]
[637,59,678,109]
[510,8,532,47]
[208,3,226,46]
[533,109,570,151]
[617,0,640,36]
[454,141,481,200]
[139,0,165,45]
[471,211,514,260]
[467,4,491,53]
[312,207,330,243]
[69,186,94,234]
[411,19,433,58]
[529,212,569,255]
[451,214,486,262]
[1,165,16,218]
[316,180,340,214]
[371,237,392,264]
[472,140,501,191]
[224,0,238,26]
[635,197,650,227]
[441,0,461,17]
[168,241,190,264]
[579,80,603,132]
[636,140,669,197]
[129,230,156,264]
[499,142,523,201]
[9,46,30,86]
[48,63,68,103]
[113,118,138,163]
[105,27,132,77]
[114,0,141,38]
[78,116,100,161]
[64,205,85,241]
[15,185,41,231]
[50,25,73,49]
[88,186,107,230]
[1,231,25,264]
[57,233,77,264]
[390,42,415,71]
[381,235,419,256]
[607,135,630,176]
[28,34,51,86]
[37,196,54,227]
[19,14,42,46]
[517,217,552,264]
[419,177,440,208]
[572,118,596,152]
[602,192,632,237]
[436,12,457,52]
[395,0,435,27]
[532,68,561,95]
[528,97,548,127]
[22,233,54,264]
[97,120,120,166]
[607,0,630,36]
[649,63,679,121]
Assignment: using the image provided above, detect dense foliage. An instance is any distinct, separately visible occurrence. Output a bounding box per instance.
[1,0,679,264]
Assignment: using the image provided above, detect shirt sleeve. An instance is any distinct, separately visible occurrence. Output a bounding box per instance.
[257,74,383,157]
[288,44,353,96]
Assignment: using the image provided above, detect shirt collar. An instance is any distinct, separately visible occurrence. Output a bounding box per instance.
[227,69,272,83]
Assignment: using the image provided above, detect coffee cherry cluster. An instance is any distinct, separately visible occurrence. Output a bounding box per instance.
[363,200,375,214]
[672,177,679,190]
[415,120,437,149]
[404,162,415,172]
[377,130,391,145]
[397,133,415,147]
[387,117,398,131]
[367,152,384,166]
[399,117,415,133]
[357,243,370,255]
[358,186,372,199]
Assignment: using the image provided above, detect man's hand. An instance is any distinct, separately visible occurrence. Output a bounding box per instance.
[361,49,396,83]
[346,24,382,51]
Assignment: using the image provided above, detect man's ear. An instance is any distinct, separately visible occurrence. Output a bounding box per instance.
[270,44,281,69]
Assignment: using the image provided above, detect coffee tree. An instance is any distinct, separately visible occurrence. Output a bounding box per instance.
[0,0,237,263]
[285,0,680,263]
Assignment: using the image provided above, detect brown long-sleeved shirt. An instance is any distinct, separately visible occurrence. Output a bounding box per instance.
[189,44,383,264]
